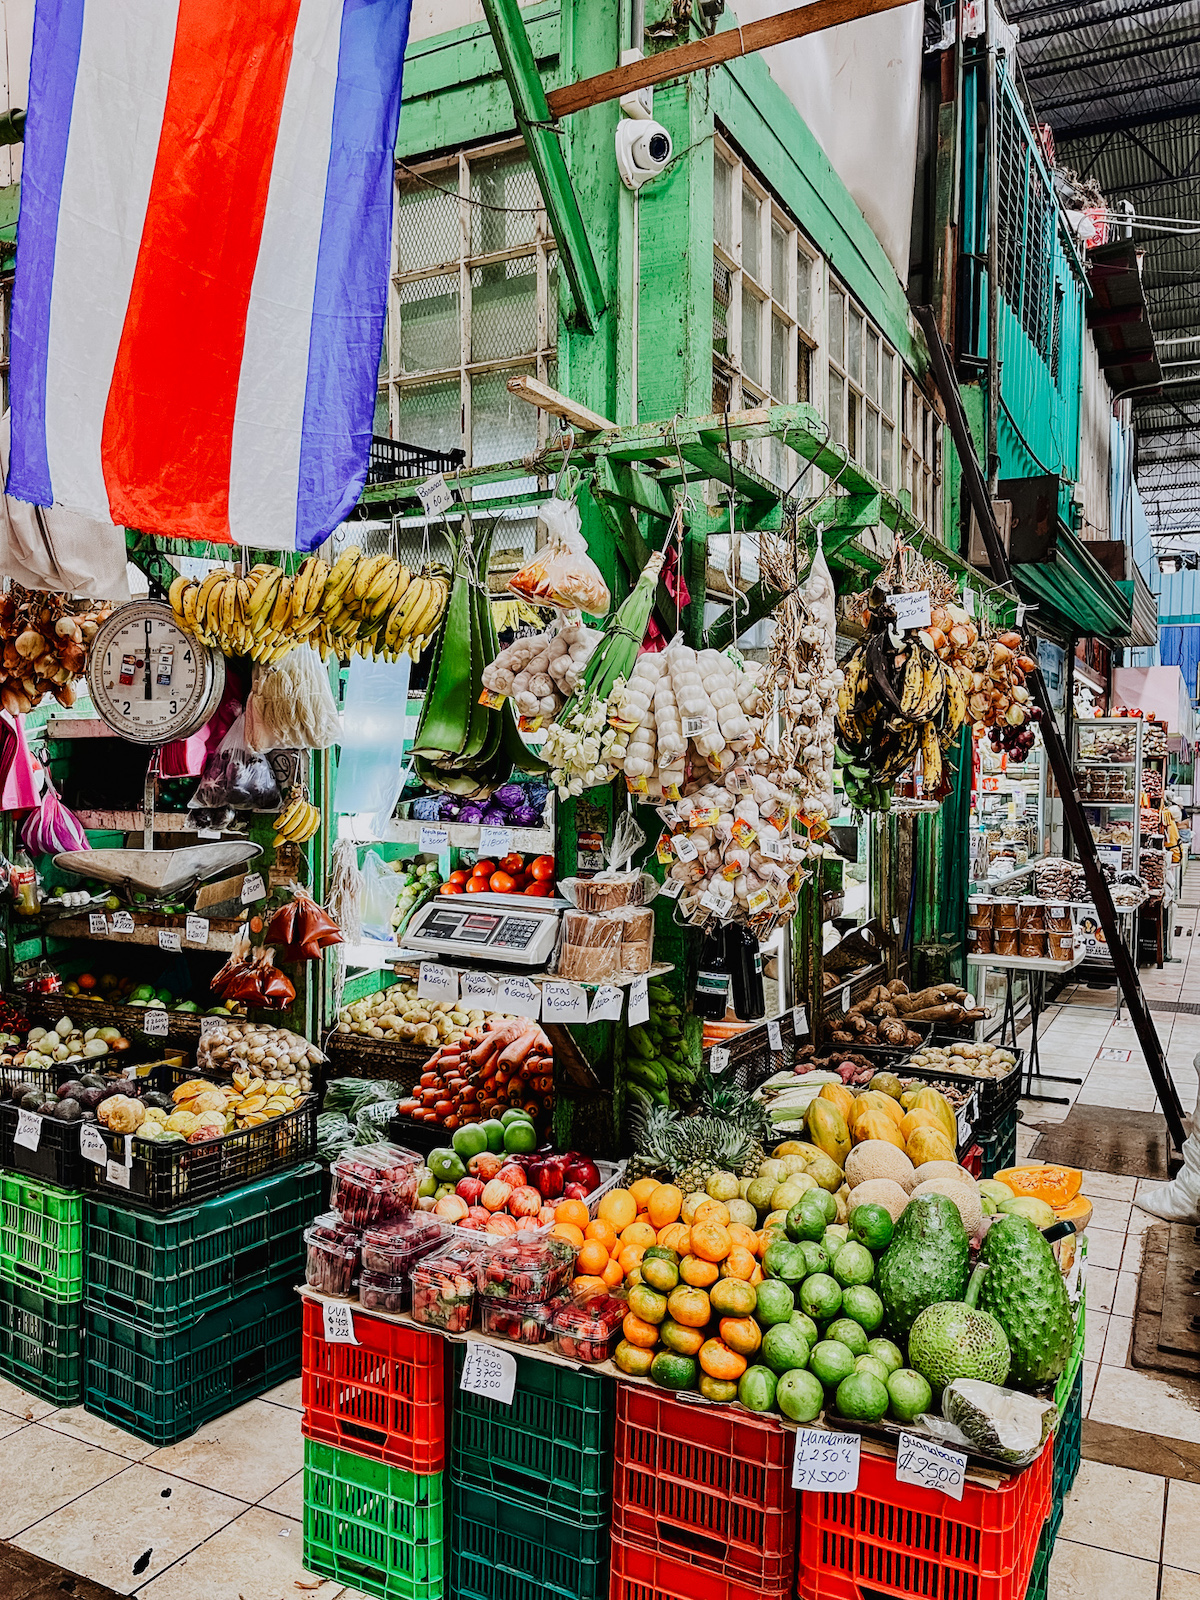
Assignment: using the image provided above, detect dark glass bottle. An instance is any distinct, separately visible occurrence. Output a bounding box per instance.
[694,927,732,1020]
[727,923,766,1021]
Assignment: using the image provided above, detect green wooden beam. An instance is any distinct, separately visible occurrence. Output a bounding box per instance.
[480,0,605,333]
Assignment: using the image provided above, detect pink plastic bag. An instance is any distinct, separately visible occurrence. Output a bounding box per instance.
[21,774,89,853]
[0,713,41,811]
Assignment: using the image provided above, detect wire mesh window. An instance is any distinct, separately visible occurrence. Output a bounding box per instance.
[712,137,818,487]
[827,277,898,493]
[995,80,1054,363]
[385,142,559,467]
[0,273,12,416]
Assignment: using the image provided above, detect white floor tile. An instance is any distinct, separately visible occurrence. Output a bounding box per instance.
[1058,1461,1165,1560]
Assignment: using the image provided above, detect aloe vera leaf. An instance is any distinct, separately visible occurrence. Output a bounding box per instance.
[410,540,473,759]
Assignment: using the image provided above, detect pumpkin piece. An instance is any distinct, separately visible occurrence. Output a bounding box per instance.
[994,1165,1083,1208]
[1053,1194,1093,1232]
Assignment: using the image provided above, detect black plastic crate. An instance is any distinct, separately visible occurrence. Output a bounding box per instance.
[0,1099,89,1187]
[366,435,464,486]
[902,1045,1024,1129]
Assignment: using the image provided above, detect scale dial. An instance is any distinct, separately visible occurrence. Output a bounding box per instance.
[86,600,225,744]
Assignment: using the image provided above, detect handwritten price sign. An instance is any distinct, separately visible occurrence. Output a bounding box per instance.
[792,1429,860,1492]
[895,1433,967,1500]
[460,1340,517,1405]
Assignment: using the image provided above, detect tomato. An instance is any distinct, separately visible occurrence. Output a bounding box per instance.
[439,882,464,895]
[448,870,470,887]
[530,856,556,882]
[489,871,517,894]
[473,859,497,876]
[524,880,554,897]
[465,878,491,893]
[499,853,524,875]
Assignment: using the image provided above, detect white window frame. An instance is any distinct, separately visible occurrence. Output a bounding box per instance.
[901,373,942,536]
[826,276,901,497]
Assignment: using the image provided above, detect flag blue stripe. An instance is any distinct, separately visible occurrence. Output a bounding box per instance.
[294,0,409,552]
[6,0,86,506]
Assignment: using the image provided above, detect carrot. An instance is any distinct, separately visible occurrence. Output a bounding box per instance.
[497,1028,541,1069]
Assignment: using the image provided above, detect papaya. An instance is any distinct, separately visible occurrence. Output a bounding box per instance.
[904,1125,957,1167]
[852,1109,906,1149]
[899,1109,944,1143]
[907,1088,956,1144]
[849,1091,905,1130]
[806,1099,851,1167]
[995,1165,1083,1208]
[818,1082,856,1122]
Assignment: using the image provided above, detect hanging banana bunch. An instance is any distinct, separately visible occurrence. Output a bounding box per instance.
[169,550,449,667]
[835,583,968,812]
[272,788,322,847]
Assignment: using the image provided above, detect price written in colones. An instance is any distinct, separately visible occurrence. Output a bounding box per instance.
[792,1429,860,1492]
[895,1433,967,1500]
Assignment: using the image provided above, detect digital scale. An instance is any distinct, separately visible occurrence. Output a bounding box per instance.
[400,891,569,969]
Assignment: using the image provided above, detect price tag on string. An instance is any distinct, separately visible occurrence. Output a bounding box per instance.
[158,928,182,953]
[105,1159,130,1189]
[88,913,108,935]
[896,1433,967,1500]
[417,473,454,519]
[143,1009,169,1038]
[962,586,977,617]
[460,971,497,1004]
[478,825,512,857]
[418,963,459,1003]
[498,976,541,1019]
[793,1006,808,1037]
[15,1108,41,1151]
[792,1430,861,1492]
[418,826,449,853]
[892,916,902,936]
[186,915,210,945]
[588,986,624,1024]
[892,590,932,630]
[842,989,851,1014]
[767,1019,783,1052]
[111,910,135,935]
[710,1046,730,1074]
[628,976,650,1027]
[79,1123,107,1166]
[540,982,588,1024]
[240,872,266,905]
[672,833,699,863]
[322,1301,360,1345]
[658,877,684,900]
[460,1340,517,1404]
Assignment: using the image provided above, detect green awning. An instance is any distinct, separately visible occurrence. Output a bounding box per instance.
[1013,529,1133,642]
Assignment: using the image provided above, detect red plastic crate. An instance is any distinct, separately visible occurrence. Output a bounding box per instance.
[300,1295,445,1473]
[961,1144,982,1179]
[798,1432,1053,1600]
[610,1535,792,1600]
[612,1384,797,1587]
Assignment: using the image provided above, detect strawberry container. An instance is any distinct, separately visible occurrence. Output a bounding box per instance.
[330,1143,422,1228]
[481,1235,575,1303]
[304,1214,360,1298]
[411,1238,489,1333]
[550,1290,627,1363]
[361,1213,452,1276]
[479,1293,565,1345]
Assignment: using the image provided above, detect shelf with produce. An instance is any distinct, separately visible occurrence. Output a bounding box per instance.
[1072,759,1136,769]
[73,810,245,838]
[382,817,555,855]
[45,915,241,952]
[3,990,241,1043]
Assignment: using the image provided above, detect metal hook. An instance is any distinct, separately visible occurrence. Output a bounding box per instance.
[553,428,576,500]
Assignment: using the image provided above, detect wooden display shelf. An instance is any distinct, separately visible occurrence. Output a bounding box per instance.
[4,989,232,1045]
[383,817,556,854]
[46,913,241,952]
[74,809,245,837]
[387,958,674,990]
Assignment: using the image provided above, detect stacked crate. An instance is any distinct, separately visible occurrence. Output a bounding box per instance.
[610,1385,796,1600]
[0,1172,85,1405]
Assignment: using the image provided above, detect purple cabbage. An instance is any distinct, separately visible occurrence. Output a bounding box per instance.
[511,806,540,827]
[438,798,463,820]
[480,808,508,825]
[458,805,486,825]
[492,783,526,811]
[411,797,442,821]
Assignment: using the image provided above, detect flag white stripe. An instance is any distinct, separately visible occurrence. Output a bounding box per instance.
[227,0,344,550]
[43,0,179,521]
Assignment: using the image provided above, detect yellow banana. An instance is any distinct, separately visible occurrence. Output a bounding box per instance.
[323,548,361,607]
[269,578,295,634]
[302,559,329,615]
[247,568,282,624]
[195,571,225,631]
[921,721,943,793]
[351,553,390,604]
[168,575,191,613]
[181,584,200,633]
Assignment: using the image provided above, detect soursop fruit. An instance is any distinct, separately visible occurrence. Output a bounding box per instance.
[977,1215,1074,1388]
[943,1379,1058,1464]
[907,1301,1011,1391]
[876,1194,970,1341]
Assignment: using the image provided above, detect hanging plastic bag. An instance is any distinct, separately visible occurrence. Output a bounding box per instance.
[21,774,89,854]
[189,713,282,812]
[245,648,341,752]
[360,850,405,943]
[161,671,245,779]
[334,653,412,831]
[509,499,610,614]
[0,712,40,812]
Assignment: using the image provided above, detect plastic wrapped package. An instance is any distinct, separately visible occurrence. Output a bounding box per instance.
[330,1143,422,1228]
[358,1268,411,1314]
[480,1235,575,1303]
[557,910,624,983]
[480,1294,565,1345]
[244,647,340,752]
[550,1290,628,1362]
[305,1214,360,1297]
[509,498,610,615]
[361,1213,453,1275]
[411,1238,491,1332]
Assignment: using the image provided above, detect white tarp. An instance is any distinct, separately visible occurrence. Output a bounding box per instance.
[732,0,924,283]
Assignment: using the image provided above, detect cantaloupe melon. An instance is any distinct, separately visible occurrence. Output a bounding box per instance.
[844,1141,917,1191]
[1053,1194,1093,1233]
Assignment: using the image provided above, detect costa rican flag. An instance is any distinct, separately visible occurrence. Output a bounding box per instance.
[7,0,410,551]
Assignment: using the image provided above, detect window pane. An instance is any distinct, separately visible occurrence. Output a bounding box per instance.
[797,254,812,331]
[471,256,538,362]
[396,377,462,456]
[771,312,788,400]
[829,285,845,367]
[742,187,761,279]
[881,420,894,487]
[546,253,560,350]
[471,151,539,255]
[882,348,895,417]
[765,435,787,488]
[848,391,858,460]
[866,328,880,402]
[828,371,845,444]
[797,342,811,404]
[713,258,731,356]
[397,172,459,271]
[848,308,863,385]
[865,404,878,475]
[771,220,788,305]
[741,284,761,385]
[714,157,733,253]
[471,369,537,466]
[399,274,460,374]
[374,386,390,437]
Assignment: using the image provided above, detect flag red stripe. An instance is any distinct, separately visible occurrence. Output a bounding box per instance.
[101,0,303,541]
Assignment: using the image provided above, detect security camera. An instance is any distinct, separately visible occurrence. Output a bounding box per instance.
[616,119,673,191]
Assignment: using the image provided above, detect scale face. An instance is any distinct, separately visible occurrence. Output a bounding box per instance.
[87,600,225,744]
[401,892,566,968]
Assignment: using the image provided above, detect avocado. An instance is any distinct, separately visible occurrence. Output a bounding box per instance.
[19,1091,43,1111]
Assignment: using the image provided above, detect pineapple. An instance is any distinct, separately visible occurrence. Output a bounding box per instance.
[626,1102,682,1183]
[627,1076,771,1188]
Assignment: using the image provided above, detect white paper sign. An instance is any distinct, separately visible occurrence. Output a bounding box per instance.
[241,872,266,904]
[962,586,977,617]
[892,916,902,935]
[792,1429,861,1492]
[14,1108,41,1151]
[896,1432,967,1500]
[417,472,454,518]
[710,1045,730,1074]
[893,590,932,630]
[186,915,210,945]
[957,1105,973,1148]
[460,971,498,1003]
[658,876,684,900]
[143,1009,169,1038]
[418,826,449,853]
[418,963,459,1002]
[200,1016,224,1037]
[479,826,512,857]
[322,1301,360,1344]
[793,1006,808,1037]
[88,913,108,935]
[1096,1047,1131,1063]
[541,981,588,1023]
[841,989,851,1014]
[158,928,182,953]
[588,985,624,1023]
[460,1340,517,1405]
[628,976,650,1027]
[498,975,541,1019]
[111,911,135,935]
[767,1019,783,1052]
[79,1123,107,1166]
[105,1159,131,1189]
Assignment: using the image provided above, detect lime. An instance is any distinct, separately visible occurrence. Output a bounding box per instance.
[850,1202,895,1253]
[776,1367,824,1423]
[835,1371,890,1422]
[826,1317,869,1357]
[790,1310,820,1346]
[841,1285,885,1333]
[761,1322,811,1375]
[855,1354,892,1384]
[786,1194,828,1243]
[753,1279,797,1328]
[738,1365,778,1413]
[887,1368,933,1423]
[798,1240,830,1277]
[831,1241,875,1288]
[809,1340,856,1389]
[798,1273,842,1324]
[868,1337,904,1374]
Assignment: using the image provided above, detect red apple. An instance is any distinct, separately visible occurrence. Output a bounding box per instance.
[509,1185,542,1218]
[496,1162,527,1188]
[481,1178,513,1213]
[468,1152,503,1180]
[563,1156,601,1194]
[455,1176,485,1206]
[434,1194,468,1222]
[563,1182,590,1201]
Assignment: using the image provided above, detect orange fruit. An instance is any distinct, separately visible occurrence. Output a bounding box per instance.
[620,1221,657,1250]
[555,1198,589,1230]
[719,1315,762,1356]
[699,1338,748,1381]
[659,1319,706,1356]
[658,1222,690,1253]
[601,1257,625,1288]
[630,1177,660,1209]
[571,1274,607,1297]
[622,1311,660,1349]
[719,1245,757,1281]
[617,1244,647,1276]
[728,1223,759,1257]
[585,1218,619,1251]
[690,1221,733,1264]
[678,1254,719,1288]
[598,1188,637,1231]
[577,1239,610,1277]
[625,1268,643,1289]
[647,1184,684,1229]
[748,1265,764,1286]
[551,1223,585,1248]
[694,1200,731,1227]
[667,1284,712,1328]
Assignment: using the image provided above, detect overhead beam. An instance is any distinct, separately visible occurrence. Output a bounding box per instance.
[1051,98,1200,140]
[544,0,917,118]
[1022,29,1200,82]
[480,0,606,332]
[1014,0,1188,42]
[506,374,615,432]
[1087,306,1146,329]
[1040,72,1200,117]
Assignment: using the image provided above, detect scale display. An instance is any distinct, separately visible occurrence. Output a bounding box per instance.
[86,600,224,744]
[402,893,564,968]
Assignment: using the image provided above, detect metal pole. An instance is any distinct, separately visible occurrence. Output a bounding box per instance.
[985,0,1000,495]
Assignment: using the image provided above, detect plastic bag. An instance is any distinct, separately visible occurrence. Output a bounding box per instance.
[0,712,41,812]
[335,653,412,831]
[21,774,89,854]
[245,648,341,752]
[360,850,405,943]
[189,713,282,811]
[509,499,610,615]
[924,1380,1059,1466]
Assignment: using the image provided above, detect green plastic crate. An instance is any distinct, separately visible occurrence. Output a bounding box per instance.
[84,1160,322,1332]
[449,1480,610,1600]
[450,1342,613,1524]
[303,1438,444,1600]
[0,1175,84,1303]
[977,1107,1018,1178]
[1023,1516,1054,1600]
[84,1276,301,1445]
[0,1276,82,1406]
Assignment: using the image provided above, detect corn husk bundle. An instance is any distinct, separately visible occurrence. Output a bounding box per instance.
[0,586,113,714]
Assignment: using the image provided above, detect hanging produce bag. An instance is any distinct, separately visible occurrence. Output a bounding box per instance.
[360,850,406,943]
[0,712,41,812]
[509,499,610,614]
[189,713,282,812]
[334,652,411,829]
[245,647,341,752]
[21,773,90,853]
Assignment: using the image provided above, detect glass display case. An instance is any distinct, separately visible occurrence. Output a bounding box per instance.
[1072,715,1143,880]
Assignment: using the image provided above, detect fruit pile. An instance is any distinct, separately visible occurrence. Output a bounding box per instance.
[272,792,322,848]
[389,859,444,937]
[336,985,516,1054]
[439,852,556,898]
[757,1072,962,1163]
